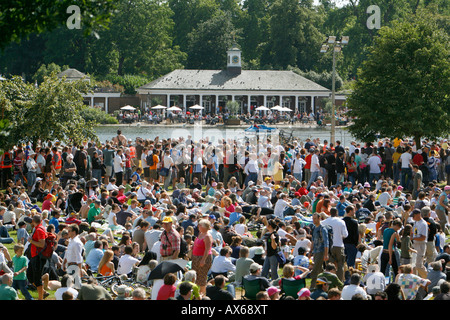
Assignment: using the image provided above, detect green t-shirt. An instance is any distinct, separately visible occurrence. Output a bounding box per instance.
[382,228,396,251]
[87,206,101,224]
[12,255,28,280]
[0,284,18,300]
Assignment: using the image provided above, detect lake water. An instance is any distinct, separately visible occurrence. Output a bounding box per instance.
[94,123,357,147]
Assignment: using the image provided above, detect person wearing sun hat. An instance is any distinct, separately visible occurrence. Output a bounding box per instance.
[160,216,181,262]
[297,287,311,300]
[310,277,330,300]
[267,286,281,300]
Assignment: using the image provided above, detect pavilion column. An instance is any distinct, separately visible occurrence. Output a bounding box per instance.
[105,97,109,114]
[183,94,186,112]
[167,94,170,107]
[199,95,203,116]
[295,96,299,113]
[91,96,94,107]
[279,95,283,107]
[263,95,267,107]
[247,95,251,114]
[311,96,315,114]
[215,95,219,114]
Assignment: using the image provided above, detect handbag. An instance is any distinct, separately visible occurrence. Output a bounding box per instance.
[276,250,286,265]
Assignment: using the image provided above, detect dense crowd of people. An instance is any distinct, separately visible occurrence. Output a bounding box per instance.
[0,129,450,301]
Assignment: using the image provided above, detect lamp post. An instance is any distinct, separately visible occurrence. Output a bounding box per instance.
[320,36,348,145]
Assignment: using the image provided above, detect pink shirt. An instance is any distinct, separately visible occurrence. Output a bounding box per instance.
[192,235,212,256]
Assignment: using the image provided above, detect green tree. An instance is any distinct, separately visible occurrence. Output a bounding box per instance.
[0,74,100,149]
[99,0,186,78]
[33,63,68,84]
[0,0,117,49]
[346,12,450,146]
[186,11,240,69]
[169,0,221,54]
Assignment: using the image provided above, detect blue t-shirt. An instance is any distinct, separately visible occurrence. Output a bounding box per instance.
[17,228,29,245]
[228,212,244,226]
[336,201,348,217]
[49,217,60,233]
[85,248,104,272]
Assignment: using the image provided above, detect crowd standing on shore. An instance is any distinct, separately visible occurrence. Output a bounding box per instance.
[1,128,450,301]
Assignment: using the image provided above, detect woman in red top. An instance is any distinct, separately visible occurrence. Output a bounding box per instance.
[156,273,177,300]
[27,215,47,300]
[191,219,213,295]
[346,154,357,186]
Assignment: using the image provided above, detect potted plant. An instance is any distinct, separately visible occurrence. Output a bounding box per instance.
[225,100,241,125]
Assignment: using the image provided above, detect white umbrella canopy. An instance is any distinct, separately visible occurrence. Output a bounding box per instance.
[167,106,182,111]
[281,107,293,112]
[120,105,136,111]
[255,106,270,111]
[152,105,167,110]
[189,105,204,110]
[271,105,283,111]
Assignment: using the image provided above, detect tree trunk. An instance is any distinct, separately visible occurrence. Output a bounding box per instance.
[414,135,422,150]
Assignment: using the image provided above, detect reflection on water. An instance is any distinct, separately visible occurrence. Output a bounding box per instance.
[94,124,357,146]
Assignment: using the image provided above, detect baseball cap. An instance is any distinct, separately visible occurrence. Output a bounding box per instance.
[316,278,330,286]
[297,288,311,298]
[250,263,262,273]
[267,286,280,297]
[444,186,450,191]
[162,216,173,224]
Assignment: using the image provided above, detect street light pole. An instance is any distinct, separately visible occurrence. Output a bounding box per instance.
[331,45,336,146]
[320,36,348,146]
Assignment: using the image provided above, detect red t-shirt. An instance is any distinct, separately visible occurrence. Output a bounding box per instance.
[31,224,46,258]
[157,284,176,300]
[305,154,312,170]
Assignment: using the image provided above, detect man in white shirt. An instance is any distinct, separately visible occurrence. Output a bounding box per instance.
[292,152,306,182]
[257,188,272,209]
[273,193,290,219]
[117,245,140,276]
[341,273,368,300]
[210,247,236,276]
[367,151,382,187]
[399,147,413,190]
[322,207,348,282]
[144,225,163,253]
[377,187,392,207]
[62,224,84,289]
[307,149,321,188]
[113,148,124,186]
[244,153,259,187]
[411,209,428,278]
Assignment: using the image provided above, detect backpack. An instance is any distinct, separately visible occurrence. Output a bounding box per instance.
[3,153,11,166]
[39,229,57,259]
[146,153,154,167]
[319,224,334,250]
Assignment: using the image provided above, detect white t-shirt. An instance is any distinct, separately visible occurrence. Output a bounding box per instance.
[113,153,124,173]
[54,287,79,300]
[341,284,368,300]
[145,229,162,251]
[310,154,320,172]
[400,152,412,169]
[117,254,139,275]
[293,238,312,256]
[235,223,247,236]
[367,156,381,174]
[377,192,391,206]
[274,199,289,219]
[321,216,348,248]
